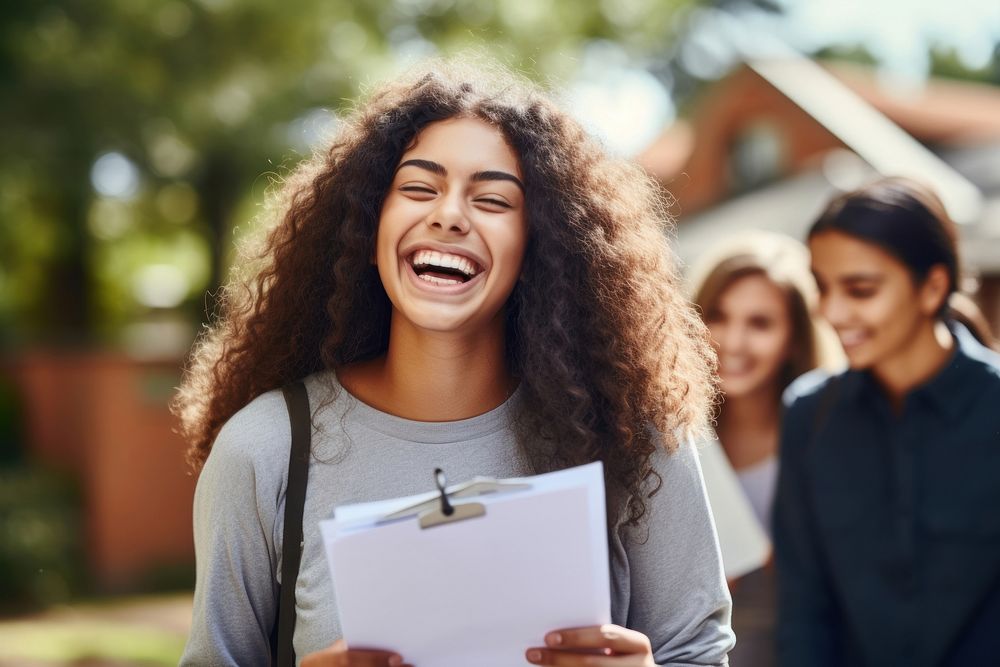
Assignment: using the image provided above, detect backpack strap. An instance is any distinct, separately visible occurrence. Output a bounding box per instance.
[276,381,311,667]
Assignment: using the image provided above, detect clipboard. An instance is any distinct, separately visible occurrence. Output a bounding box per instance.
[697,438,771,579]
[379,469,532,529]
[320,462,611,667]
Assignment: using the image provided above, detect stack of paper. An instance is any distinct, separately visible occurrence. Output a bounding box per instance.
[697,439,771,579]
[320,462,611,667]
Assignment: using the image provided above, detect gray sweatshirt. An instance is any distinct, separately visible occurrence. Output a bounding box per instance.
[181,373,734,666]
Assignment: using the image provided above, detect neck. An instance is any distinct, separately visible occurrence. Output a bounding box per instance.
[716,383,782,470]
[339,311,515,421]
[872,320,954,410]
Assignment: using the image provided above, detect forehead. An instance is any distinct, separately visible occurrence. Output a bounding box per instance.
[717,273,788,313]
[809,231,905,277]
[400,117,522,177]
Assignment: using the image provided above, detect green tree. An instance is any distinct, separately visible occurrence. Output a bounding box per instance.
[1,0,708,347]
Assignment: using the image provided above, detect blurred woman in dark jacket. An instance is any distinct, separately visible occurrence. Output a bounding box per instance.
[775,177,1000,667]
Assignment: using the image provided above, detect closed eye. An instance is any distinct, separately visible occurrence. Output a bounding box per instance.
[400,185,436,195]
[843,280,880,299]
[475,197,512,209]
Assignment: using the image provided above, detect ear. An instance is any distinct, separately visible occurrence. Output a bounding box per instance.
[918,264,950,316]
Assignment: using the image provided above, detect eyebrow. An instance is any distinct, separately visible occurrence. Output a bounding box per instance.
[812,270,884,284]
[840,273,884,283]
[396,159,525,192]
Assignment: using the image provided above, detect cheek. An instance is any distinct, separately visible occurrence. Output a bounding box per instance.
[373,221,404,288]
[488,221,528,275]
[708,324,735,357]
[505,220,529,258]
[374,227,392,269]
[706,323,724,349]
[861,295,906,330]
[374,206,409,262]
[753,327,793,367]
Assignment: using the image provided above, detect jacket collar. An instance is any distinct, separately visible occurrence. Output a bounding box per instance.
[841,322,994,421]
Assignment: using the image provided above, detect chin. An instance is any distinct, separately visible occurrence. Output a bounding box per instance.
[721,374,778,399]
[720,381,753,398]
[843,348,875,370]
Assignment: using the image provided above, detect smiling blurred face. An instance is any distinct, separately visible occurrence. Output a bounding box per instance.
[376,117,528,336]
[809,230,934,370]
[705,273,794,399]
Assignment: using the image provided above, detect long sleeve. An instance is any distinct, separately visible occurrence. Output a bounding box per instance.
[617,436,735,666]
[180,392,289,667]
[772,390,842,667]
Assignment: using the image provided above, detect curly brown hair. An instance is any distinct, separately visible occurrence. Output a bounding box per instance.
[173,59,716,526]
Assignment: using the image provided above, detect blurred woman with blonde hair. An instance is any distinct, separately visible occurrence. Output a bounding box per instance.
[689,230,841,665]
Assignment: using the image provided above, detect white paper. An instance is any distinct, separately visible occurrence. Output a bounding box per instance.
[697,438,771,579]
[320,462,610,667]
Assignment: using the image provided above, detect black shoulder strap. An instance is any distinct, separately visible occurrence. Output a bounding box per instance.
[277,381,311,667]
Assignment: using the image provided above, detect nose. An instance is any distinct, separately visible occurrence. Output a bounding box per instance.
[426,192,470,234]
[727,324,749,354]
[819,292,849,328]
[715,322,747,355]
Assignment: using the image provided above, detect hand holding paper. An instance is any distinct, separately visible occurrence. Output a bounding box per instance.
[525,625,656,666]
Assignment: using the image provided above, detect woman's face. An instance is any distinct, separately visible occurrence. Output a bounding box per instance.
[376,117,528,336]
[705,273,794,399]
[809,230,937,370]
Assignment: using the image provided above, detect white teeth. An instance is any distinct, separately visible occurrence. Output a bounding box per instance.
[417,274,462,286]
[410,249,479,277]
[838,330,867,346]
[719,357,751,374]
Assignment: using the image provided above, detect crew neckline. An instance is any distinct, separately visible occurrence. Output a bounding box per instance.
[315,371,522,444]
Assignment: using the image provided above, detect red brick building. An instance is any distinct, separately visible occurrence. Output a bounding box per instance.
[638,58,1000,331]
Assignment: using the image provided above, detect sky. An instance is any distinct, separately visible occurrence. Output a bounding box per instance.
[770,0,1000,81]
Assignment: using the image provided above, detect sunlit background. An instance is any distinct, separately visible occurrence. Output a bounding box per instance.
[2,0,998,664]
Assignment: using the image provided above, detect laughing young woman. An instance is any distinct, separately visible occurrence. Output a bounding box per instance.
[774,177,1000,667]
[174,61,733,667]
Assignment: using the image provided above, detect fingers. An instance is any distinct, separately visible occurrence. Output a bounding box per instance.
[525,624,654,666]
[344,649,404,667]
[525,647,650,666]
[547,625,652,655]
[300,639,406,667]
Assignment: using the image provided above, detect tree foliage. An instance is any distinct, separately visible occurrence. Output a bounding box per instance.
[0,0,704,347]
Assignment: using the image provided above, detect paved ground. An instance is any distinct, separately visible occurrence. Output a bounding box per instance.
[0,593,193,667]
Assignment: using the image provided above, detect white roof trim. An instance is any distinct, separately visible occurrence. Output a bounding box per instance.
[747,56,983,224]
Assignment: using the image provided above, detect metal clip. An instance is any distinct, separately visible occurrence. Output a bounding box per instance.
[380,470,531,528]
[418,467,486,529]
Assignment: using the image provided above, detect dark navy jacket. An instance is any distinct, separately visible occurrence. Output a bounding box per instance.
[774,324,1000,667]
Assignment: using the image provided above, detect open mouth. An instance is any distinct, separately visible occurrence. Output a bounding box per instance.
[718,357,752,375]
[837,330,869,348]
[408,249,483,286]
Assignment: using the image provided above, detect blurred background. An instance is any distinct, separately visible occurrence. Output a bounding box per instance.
[1,0,998,664]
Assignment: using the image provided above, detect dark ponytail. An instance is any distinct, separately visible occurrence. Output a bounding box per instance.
[809,177,996,349]
[947,293,998,350]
